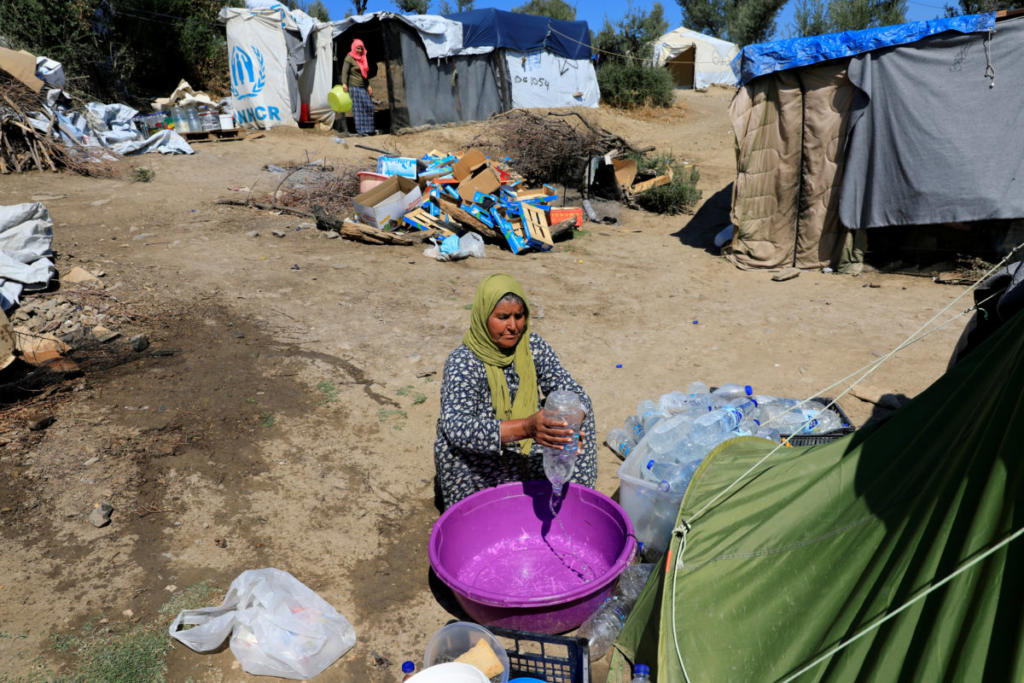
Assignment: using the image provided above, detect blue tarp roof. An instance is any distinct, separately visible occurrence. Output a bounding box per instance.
[446,8,592,60]
[732,13,995,85]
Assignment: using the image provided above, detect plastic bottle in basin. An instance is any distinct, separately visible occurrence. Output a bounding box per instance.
[631,663,651,682]
[636,400,664,431]
[542,390,583,494]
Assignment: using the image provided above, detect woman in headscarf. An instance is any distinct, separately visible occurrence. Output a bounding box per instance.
[434,273,597,509]
[340,38,374,135]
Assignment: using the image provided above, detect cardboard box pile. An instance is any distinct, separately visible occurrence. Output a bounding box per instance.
[351,148,585,254]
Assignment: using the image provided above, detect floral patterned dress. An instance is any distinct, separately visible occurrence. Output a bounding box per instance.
[434,332,597,509]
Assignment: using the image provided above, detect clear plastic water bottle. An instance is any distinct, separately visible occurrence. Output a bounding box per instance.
[658,390,690,414]
[641,458,699,492]
[625,414,644,440]
[617,563,655,602]
[171,106,188,132]
[690,404,745,444]
[711,383,753,406]
[605,427,636,458]
[631,663,651,682]
[685,381,713,412]
[636,400,664,431]
[542,390,583,494]
[645,412,695,455]
[576,595,629,660]
[185,105,201,134]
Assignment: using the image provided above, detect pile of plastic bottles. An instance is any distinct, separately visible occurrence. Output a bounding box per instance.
[605,382,846,495]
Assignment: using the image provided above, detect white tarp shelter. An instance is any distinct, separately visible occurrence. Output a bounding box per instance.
[219,4,334,129]
[652,27,739,90]
[220,5,600,132]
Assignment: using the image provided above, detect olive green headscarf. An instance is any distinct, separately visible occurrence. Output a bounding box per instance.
[462,273,538,453]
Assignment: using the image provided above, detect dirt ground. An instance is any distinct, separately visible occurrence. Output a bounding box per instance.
[0,88,970,682]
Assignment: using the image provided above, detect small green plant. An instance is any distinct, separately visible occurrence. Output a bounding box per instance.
[41,581,221,683]
[259,412,276,428]
[397,385,427,405]
[597,62,675,109]
[131,167,155,183]
[627,152,702,215]
[316,380,339,405]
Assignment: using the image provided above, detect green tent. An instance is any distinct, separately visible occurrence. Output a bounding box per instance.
[609,310,1024,682]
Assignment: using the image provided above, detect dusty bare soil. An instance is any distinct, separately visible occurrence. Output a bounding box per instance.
[0,88,969,682]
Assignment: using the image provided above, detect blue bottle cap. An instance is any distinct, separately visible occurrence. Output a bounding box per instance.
[646,459,654,469]
[634,663,651,676]
[744,385,753,395]
[402,661,415,674]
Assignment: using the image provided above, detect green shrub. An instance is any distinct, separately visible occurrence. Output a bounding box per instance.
[597,62,675,109]
[628,152,702,215]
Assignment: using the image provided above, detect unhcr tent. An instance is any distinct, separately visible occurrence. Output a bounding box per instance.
[220,5,334,128]
[651,27,739,90]
[725,12,1024,270]
[608,307,1024,681]
[220,5,599,132]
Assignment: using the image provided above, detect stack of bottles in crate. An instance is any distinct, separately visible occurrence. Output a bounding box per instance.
[607,382,845,495]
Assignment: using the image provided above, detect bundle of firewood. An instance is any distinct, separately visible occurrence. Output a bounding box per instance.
[0,74,119,176]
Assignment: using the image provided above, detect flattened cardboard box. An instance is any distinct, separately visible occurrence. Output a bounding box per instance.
[352,176,422,229]
[457,166,501,204]
[453,148,488,181]
[0,47,44,92]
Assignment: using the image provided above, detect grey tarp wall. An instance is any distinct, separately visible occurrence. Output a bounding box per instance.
[392,23,503,129]
[840,15,1024,228]
[726,14,1024,271]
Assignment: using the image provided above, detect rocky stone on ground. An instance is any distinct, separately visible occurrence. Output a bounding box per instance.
[88,502,113,528]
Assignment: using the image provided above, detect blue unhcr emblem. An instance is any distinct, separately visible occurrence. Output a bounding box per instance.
[230,46,266,100]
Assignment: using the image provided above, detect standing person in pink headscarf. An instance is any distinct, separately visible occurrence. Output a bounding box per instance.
[341,38,375,135]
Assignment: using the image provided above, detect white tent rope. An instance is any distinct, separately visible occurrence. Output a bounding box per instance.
[668,241,1024,679]
[777,525,1024,682]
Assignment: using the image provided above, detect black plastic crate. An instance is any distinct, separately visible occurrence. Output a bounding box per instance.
[780,397,856,447]
[489,626,589,683]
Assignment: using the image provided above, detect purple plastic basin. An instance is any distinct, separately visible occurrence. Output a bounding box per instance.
[429,481,636,634]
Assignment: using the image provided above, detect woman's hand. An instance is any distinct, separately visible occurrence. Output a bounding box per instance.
[530,410,577,449]
[367,85,373,96]
[342,85,348,92]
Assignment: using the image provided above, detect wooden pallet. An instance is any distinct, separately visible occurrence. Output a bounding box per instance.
[182,128,244,143]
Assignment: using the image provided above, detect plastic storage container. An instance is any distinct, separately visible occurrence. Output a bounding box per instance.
[617,440,687,555]
[424,622,511,683]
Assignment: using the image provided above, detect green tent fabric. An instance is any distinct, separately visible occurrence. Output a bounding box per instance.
[609,310,1024,682]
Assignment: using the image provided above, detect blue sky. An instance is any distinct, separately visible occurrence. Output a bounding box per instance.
[319,0,950,40]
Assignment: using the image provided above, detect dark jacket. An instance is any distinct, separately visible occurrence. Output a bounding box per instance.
[340,54,369,89]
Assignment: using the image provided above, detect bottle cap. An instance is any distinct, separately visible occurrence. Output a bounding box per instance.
[401,660,415,674]
[634,663,650,676]
[744,385,753,395]
[646,459,654,469]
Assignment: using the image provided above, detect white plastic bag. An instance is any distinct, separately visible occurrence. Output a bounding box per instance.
[424,232,487,261]
[168,568,356,679]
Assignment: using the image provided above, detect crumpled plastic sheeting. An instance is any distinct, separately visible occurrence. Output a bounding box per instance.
[17,54,193,156]
[84,102,194,155]
[0,203,55,311]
